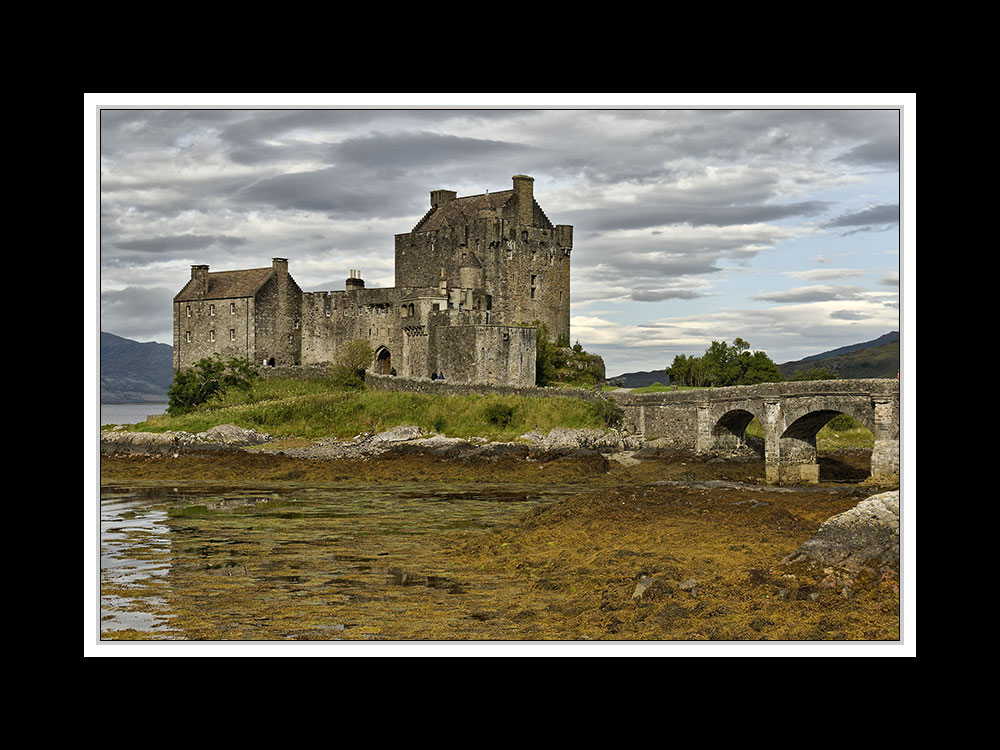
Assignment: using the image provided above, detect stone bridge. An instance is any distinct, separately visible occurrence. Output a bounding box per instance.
[608,379,900,484]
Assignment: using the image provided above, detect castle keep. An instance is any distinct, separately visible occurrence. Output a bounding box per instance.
[173,175,572,387]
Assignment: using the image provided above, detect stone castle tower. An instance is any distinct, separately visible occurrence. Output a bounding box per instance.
[173,175,572,387]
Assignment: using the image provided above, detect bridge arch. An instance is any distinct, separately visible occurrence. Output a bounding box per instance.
[774,404,876,484]
[709,406,766,455]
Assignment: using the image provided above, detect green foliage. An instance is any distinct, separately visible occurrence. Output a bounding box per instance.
[328,339,374,389]
[533,321,560,386]
[826,413,861,431]
[592,397,624,428]
[483,403,516,428]
[140,378,607,441]
[167,354,259,415]
[665,339,781,387]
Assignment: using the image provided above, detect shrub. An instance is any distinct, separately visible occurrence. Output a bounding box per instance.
[483,403,516,428]
[328,339,373,389]
[592,397,624,428]
[167,355,259,415]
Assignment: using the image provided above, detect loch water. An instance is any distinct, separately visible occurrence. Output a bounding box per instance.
[99,481,583,640]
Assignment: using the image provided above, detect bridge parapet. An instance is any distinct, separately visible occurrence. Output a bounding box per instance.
[608,379,900,485]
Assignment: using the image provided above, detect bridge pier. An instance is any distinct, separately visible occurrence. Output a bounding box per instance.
[614,379,900,487]
[871,396,900,482]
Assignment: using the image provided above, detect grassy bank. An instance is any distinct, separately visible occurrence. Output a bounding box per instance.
[129,377,608,441]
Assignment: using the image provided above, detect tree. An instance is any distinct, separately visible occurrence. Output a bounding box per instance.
[329,339,374,388]
[664,339,782,387]
[167,354,259,415]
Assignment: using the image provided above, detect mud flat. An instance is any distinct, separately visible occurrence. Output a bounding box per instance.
[99,428,901,643]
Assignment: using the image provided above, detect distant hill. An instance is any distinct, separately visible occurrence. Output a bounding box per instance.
[777,331,900,380]
[100,332,174,403]
[609,331,900,386]
[605,369,670,388]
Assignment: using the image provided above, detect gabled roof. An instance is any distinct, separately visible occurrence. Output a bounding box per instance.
[413,190,514,232]
[174,267,274,301]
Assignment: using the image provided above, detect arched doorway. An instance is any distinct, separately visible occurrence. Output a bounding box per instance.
[375,347,392,375]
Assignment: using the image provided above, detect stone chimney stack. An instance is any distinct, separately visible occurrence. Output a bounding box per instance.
[272,257,288,275]
[345,269,365,291]
[430,189,457,209]
[512,174,534,226]
[191,264,209,299]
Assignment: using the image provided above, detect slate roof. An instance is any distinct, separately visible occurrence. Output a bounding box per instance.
[413,190,514,232]
[174,267,274,301]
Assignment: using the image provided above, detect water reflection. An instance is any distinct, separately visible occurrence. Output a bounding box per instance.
[99,482,580,640]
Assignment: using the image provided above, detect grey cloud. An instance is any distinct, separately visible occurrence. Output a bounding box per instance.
[331,130,532,170]
[752,285,867,303]
[567,200,828,233]
[834,134,899,168]
[235,167,421,217]
[100,286,176,343]
[829,310,872,320]
[824,203,899,229]
[113,234,247,253]
[630,288,704,302]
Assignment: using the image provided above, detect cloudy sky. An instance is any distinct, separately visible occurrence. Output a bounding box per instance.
[91,95,910,376]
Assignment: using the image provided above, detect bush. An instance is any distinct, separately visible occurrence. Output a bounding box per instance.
[483,403,516,428]
[328,339,373,389]
[167,355,259,415]
[592,397,624,429]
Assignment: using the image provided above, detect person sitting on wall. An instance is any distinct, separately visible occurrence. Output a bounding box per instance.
[438,371,445,380]
[430,372,438,380]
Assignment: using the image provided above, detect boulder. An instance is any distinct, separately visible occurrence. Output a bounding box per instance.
[784,490,900,573]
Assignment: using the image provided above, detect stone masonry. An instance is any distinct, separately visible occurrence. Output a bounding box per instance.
[173,175,571,387]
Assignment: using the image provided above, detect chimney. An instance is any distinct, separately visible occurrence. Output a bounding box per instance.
[430,189,457,208]
[191,264,209,299]
[512,174,534,226]
[346,269,365,291]
[272,257,288,275]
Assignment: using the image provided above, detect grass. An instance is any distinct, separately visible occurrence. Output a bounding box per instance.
[130,377,609,442]
[745,415,874,450]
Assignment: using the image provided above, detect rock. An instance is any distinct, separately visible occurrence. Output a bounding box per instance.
[784,490,899,573]
[678,578,699,591]
[197,424,271,445]
[518,428,645,455]
[632,577,657,599]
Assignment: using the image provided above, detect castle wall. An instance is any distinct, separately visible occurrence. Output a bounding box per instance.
[301,287,405,367]
[427,319,536,387]
[252,270,302,366]
[173,296,256,370]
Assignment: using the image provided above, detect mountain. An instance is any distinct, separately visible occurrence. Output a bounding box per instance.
[100,332,174,404]
[609,331,901,386]
[605,369,670,388]
[777,331,900,380]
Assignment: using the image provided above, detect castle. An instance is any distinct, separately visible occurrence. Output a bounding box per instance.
[173,175,573,387]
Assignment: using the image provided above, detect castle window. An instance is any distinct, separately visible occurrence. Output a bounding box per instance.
[325,307,331,317]
[209,304,215,316]
[293,319,300,329]
[530,274,537,300]
[186,305,191,317]
[230,302,236,315]
[185,331,191,343]
[210,330,216,342]
[230,329,236,341]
